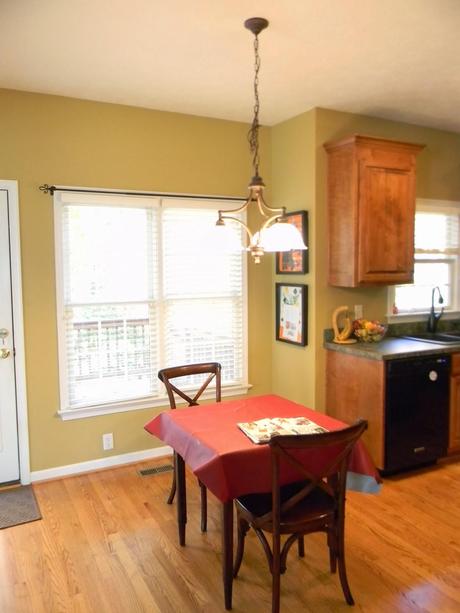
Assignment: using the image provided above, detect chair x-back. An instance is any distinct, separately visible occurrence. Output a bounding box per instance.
[158,362,222,532]
[233,419,368,613]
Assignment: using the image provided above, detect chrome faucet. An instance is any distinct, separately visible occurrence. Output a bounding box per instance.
[427,286,444,333]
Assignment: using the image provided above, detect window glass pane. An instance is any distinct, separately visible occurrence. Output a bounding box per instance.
[161,206,245,389]
[164,298,243,385]
[162,207,243,298]
[394,261,451,312]
[63,205,157,304]
[393,201,460,314]
[66,303,158,407]
[415,211,459,251]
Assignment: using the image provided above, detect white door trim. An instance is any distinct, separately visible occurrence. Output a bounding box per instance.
[0,180,30,484]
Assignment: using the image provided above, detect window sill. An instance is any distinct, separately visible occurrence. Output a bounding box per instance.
[386,311,460,324]
[57,383,252,421]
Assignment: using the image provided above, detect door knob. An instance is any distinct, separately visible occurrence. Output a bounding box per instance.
[0,347,11,359]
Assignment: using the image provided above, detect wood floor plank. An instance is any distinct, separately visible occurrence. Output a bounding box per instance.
[0,458,459,612]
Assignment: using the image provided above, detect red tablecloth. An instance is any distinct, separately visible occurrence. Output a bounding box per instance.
[145,394,381,502]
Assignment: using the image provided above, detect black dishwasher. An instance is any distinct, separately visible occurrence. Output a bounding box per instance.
[385,354,450,473]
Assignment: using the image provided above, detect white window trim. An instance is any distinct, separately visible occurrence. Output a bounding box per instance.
[57,383,253,421]
[387,198,460,322]
[387,310,460,324]
[54,188,249,420]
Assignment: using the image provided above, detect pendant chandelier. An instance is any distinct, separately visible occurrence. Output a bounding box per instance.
[216,17,307,264]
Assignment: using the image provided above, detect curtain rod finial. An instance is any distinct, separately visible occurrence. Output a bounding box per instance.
[39,184,55,195]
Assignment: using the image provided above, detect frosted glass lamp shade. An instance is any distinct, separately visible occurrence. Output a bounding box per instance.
[260,222,307,252]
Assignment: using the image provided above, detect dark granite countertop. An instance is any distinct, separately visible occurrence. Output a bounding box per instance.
[324,336,460,361]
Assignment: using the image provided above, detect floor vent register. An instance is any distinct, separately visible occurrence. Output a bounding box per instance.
[138,464,174,476]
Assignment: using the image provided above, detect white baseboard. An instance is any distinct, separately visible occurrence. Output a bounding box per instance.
[30,445,173,483]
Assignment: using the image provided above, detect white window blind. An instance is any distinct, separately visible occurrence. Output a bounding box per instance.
[392,200,460,314]
[415,205,460,254]
[54,191,247,415]
[162,202,244,383]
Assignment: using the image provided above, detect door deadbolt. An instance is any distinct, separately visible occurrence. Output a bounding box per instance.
[0,347,11,359]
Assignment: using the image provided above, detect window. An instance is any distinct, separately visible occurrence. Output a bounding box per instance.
[54,190,247,418]
[391,199,460,315]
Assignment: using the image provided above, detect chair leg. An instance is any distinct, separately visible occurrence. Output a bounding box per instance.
[337,529,354,605]
[233,516,249,578]
[272,570,281,613]
[272,534,281,613]
[328,528,337,573]
[167,453,177,504]
[297,536,305,558]
[199,480,207,532]
[329,548,337,574]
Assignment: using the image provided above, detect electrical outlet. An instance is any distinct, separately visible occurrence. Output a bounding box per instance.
[102,432,114,451]
[354,305,363,320]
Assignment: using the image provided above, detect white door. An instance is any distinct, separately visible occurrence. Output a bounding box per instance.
[0,188,20,483]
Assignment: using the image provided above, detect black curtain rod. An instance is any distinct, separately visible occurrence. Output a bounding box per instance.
[38,184,245,202]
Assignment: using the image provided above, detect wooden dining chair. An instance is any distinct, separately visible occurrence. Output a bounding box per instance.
[233,419,368,613]
[157,362,222,532]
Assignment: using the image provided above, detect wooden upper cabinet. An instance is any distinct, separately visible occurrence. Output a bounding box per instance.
[324,135,425,287]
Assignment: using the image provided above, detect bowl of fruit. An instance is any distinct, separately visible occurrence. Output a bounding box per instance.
[353,319,387,342]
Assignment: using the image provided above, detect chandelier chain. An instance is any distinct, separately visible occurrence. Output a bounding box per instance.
[216,17,306,263]
[248,33,261,178]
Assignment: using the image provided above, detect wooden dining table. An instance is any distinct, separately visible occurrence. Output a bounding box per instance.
[144,394,381,610]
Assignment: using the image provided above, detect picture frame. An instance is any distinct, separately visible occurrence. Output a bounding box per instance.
[275,210,308,274]
[275,283,308,346]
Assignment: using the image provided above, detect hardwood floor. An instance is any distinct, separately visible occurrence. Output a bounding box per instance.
[1,458,459,612]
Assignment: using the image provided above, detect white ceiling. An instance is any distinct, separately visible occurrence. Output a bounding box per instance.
[1,0,460,131]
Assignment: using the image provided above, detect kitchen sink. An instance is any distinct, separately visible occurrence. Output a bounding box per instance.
[401,331,460,345]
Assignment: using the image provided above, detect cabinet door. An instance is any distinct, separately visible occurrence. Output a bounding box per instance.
[449,373,460,454]
[358,148,415,284]
[326,350,385,469]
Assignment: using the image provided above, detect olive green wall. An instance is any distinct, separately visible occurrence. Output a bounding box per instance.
[0,88,272,471]
[270,105,460,414]
[270,110,317,408]
[5,86,460,471]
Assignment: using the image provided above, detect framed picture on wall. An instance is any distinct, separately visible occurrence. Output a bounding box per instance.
[275,283,308,346]
[275,210,308,274]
